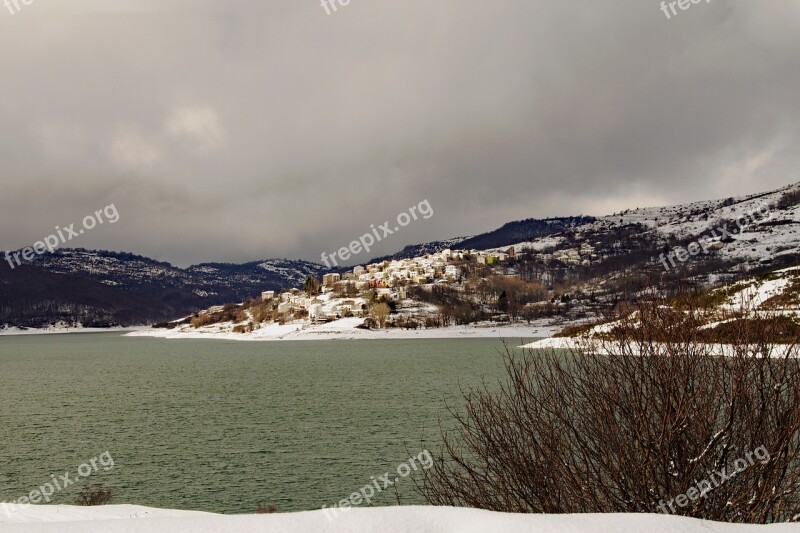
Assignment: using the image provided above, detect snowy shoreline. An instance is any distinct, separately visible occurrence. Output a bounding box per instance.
[2,504,797,533]
[123,318,564,342]
[0,320,565,342]
[0,325,140,337]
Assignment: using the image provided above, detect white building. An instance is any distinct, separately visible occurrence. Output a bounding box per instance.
[308,303,324,322]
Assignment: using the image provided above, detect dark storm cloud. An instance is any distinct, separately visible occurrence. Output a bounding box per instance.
[0,0,798,266]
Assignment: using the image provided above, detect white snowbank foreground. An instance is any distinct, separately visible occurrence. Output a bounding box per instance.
[3,505,800,533]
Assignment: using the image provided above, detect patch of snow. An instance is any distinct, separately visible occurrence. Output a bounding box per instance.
[125,319,562,342]
[2,505,797,533]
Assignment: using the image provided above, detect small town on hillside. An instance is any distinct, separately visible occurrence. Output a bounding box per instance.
[181,245,585,333]
[262,248,516,326]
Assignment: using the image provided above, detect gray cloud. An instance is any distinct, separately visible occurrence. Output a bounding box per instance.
[0,0,798,266]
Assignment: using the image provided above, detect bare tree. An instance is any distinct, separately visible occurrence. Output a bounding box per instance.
[370,302,391,328]
[421,297,800,523]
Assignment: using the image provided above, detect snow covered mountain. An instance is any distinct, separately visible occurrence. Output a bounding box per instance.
[366,216,595,264]
[492,182,800,296]
[0,250,327,328]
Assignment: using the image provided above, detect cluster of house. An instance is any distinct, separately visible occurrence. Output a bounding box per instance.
[551,243,595,266]
[259,289,368,323]
[320,248,514,289]
[258,248,515,324]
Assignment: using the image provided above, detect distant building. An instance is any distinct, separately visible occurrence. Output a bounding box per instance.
[261,291,275,301]
[322,273,341,286]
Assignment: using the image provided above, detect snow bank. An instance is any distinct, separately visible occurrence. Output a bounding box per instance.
[519,337,799,359]
[125,319,562,342]
[0,325,136,337]
[520,337,579,350]
[3,505,799,533]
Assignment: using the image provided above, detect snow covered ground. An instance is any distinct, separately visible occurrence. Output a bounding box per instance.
[720,266,800,311]
[125,318,562,341]
[0,324,136,337]
[521,265,800,352]
[2,505,799,533]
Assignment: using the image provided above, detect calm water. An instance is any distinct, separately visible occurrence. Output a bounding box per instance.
[0,334,531,513]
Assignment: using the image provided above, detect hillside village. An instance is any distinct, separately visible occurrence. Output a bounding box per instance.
[273,248,496,323]
[160,246,534,338]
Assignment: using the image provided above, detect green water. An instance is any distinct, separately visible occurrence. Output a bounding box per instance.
[0,334,530,513]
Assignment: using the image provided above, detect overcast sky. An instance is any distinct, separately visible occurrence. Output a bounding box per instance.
[1,0,798,267]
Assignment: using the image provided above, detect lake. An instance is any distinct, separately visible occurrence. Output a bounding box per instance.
[0,334,532,514]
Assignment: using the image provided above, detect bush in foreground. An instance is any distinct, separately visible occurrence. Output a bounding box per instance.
[74,487,113,506]
[422,299,800,523]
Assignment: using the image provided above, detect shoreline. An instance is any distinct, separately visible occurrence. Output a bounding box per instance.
[123,318,565,342]
[0,326,143,338]
[0,319,572,343]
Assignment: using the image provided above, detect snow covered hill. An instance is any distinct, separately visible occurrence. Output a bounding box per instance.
[523,182,800,269]
[484,182,800,302]
[523,264,800,351]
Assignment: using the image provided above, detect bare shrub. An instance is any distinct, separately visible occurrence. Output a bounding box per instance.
[74,487,113,506]
[256,503,277,514]
[421,298,800,523]
[250,300,273,323]
[232,323,254,333]
[777,189,800,210]
[359,317,378,330]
